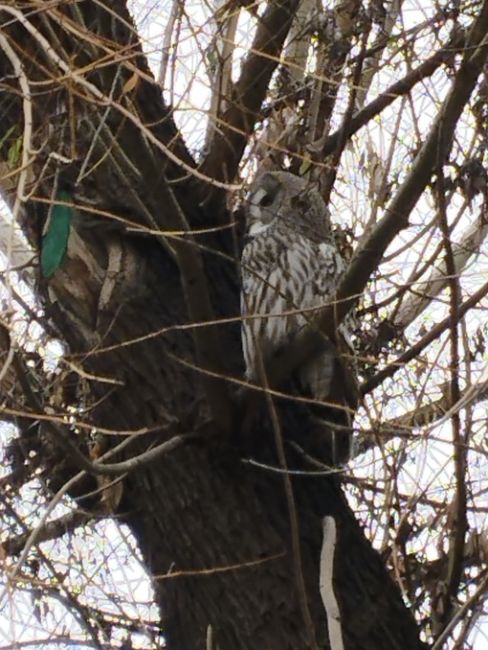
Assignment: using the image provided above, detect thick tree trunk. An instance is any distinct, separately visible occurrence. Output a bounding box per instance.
[0,2,427,648]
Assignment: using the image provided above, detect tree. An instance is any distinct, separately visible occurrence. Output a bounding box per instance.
[1,0,487,648]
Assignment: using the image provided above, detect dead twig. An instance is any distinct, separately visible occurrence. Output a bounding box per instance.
[320,517,344,650]
[203,0,300,183]
[433,128,467,638]
[265,7,488,390]
[361,277,488,395]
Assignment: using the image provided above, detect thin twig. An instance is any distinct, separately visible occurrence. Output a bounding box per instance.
[264,10,488,390]
[158,0,180,89]
[434,127,467,636]
[164,181,233,430]
[0,4,240,191]
[0,28,34,312]
[360,277,488,395]
[257,356,319,650]
[202,0,300,182]
[431,572,488,650]
[154,552,285,580]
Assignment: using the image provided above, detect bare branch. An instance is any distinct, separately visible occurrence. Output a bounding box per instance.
[317,27,465,157]
[306,0,360,150]
[433,158,467,637]
[361,277,488,396]
[263,4,488,392]
[49,422,191,478]
[391,202,488,331]
[431,572,488,650]
[320,517,344,650]
[203,0,300,182]
[356,367,488,455]
[3,510,92,557]
[204,1,240,151]
[321,22,371,202]
[354,0,404,109]
[330,7,488,327]
[158,0,180,90]
[284,0,315,85]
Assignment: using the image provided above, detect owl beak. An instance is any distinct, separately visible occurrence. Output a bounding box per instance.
[248,220,271,236]
[248,187,268,220]
[252,188,268,204]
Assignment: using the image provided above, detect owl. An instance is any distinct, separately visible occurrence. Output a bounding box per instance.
[240,171,357,463]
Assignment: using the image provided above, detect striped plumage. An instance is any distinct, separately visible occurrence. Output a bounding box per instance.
[240,171,356,462]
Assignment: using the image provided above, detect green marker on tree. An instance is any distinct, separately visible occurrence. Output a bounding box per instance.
[40,189,74,278]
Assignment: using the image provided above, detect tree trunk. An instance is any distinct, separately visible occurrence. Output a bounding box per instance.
[0,2,427,648]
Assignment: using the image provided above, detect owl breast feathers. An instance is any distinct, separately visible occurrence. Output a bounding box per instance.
[240,171,357,461]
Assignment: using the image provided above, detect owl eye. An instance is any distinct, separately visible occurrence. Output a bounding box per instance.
[259,192,274,207]
[251,187,274,208]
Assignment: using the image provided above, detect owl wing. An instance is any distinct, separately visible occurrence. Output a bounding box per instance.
[312,240,356,352]
[302,239,358,463]
[241,226,320,380]
[296,239,345,403]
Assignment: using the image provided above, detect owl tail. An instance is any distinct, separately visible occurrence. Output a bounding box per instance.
[300,342,357,465]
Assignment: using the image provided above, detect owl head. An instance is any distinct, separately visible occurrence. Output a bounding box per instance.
[245,171,331,239]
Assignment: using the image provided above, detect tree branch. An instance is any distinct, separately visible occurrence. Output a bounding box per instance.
[435,159,467,636]
[265,5,488,389]
[204,1,240,152]
[356,373,488,456]
[3,509,92,557]
[354,0,403,109]
[431,572,488,650]
[202,0,300,182]
[318,26,466,157]
[361,277,488,396]
[390,201,488,333]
